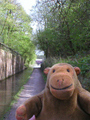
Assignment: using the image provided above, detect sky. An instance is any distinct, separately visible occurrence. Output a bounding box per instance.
[17,0,38,33]
[17,0,36,15]
[16,0,44,56]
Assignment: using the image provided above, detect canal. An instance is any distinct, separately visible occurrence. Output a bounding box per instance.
[0,68,33,118]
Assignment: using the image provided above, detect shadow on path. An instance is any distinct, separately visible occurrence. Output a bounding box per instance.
[4,68,45,120]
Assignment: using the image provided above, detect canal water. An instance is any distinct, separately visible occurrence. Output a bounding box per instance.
[0,68,33,118]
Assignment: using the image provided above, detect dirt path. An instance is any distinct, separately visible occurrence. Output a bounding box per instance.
[4,68,45,120]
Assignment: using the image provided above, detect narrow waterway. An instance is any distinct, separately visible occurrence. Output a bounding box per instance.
[0,68,32,118]
[4,68,45,120]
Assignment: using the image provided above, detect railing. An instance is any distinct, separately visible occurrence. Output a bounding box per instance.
[0,43,25,80]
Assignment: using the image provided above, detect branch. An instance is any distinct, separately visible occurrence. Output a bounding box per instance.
[0,16,8,36]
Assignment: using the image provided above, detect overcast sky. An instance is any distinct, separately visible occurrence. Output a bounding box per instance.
[16,0,38,33]
[17,0,36,14]
[16,0,44,56]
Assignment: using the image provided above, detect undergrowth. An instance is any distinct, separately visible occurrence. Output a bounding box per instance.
[41,54,90,91]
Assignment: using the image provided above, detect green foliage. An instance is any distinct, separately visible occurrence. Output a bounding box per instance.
[41,55,90,76]
[0,0,36,65]
[68,55,90,75]
[41,57,68,72]
[32,0,90,58]
[41,55,90,91]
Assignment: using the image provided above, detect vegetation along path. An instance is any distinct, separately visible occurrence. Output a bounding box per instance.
[4,68,45,120]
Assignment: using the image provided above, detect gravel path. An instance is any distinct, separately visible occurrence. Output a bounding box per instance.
[4,68,45,120]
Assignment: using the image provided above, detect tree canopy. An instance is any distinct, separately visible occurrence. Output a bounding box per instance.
[32,0,90,58]
[0,0,36,64]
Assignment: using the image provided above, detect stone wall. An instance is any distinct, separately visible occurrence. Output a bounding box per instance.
[0,43,25,80]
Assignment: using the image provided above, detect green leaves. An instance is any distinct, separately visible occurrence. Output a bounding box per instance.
[0,0,36,65]
[32,0,90,58]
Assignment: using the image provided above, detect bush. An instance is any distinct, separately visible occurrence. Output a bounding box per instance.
[41,57,68,71]
[41,55,90,91]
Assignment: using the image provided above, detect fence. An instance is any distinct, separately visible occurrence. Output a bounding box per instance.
[0,43,25,80]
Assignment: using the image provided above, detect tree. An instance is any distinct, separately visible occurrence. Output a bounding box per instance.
[32,0,90,58]
[0,0,36,64]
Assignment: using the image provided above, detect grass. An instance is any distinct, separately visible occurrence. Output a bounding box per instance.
[1,67,33,120]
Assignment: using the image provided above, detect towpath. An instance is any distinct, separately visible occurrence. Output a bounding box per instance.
[4,68,45,120]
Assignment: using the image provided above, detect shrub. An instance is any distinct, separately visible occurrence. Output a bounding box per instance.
[41,55,90,91]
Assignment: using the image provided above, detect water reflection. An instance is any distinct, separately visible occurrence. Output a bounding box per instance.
[0,68,32,118]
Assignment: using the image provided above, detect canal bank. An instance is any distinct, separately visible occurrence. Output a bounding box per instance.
[0,68,33,120]
[4,68,45,120]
